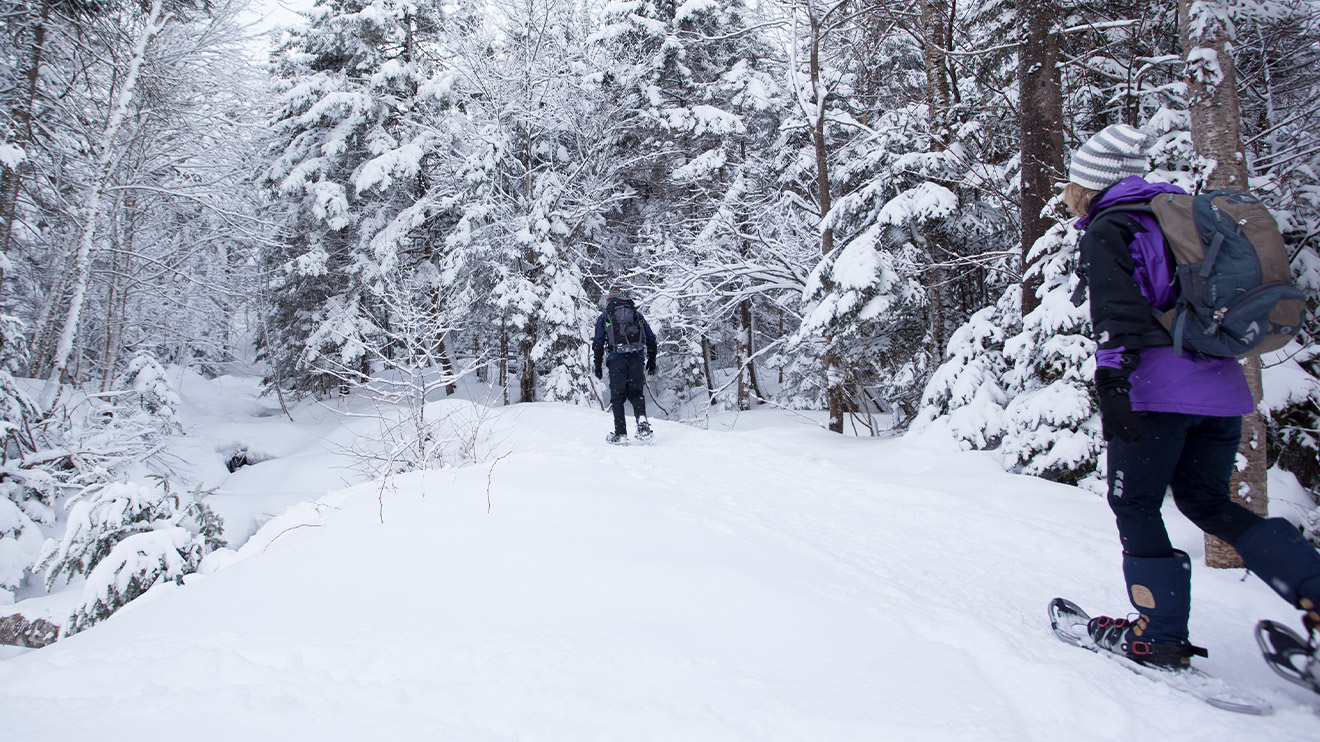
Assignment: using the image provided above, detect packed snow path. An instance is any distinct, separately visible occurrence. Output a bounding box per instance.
[1,384,1317,740]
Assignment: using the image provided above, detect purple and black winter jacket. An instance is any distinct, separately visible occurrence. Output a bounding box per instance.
[1078,176,1253,416]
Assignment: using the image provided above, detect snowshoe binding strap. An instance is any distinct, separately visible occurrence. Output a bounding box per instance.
[1125,639,1207,670]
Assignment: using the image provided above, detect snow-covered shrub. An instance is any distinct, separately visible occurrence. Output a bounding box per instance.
[0,314,52,599]
[37,480,170,587]
[36,477,224,634]
[0,314,37,462]
[1264,342,1320,546]
[0,497,43,601]
[328,267,487,475]
[0,360,51,530]
[113,351,182,431]
[1263,244,1320,544]
[0,372,38,463]
[1000,221,1103,487]
[668,334,717,419]
[916,211,1103,487]
[4,370,181,598]
[915,286,1019,450]
[64,527,205,635]
[0,313,27,376]
[764,343,830,416]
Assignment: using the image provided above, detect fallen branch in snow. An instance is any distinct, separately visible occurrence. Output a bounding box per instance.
[487,452,510,514]
[262,523,322,553]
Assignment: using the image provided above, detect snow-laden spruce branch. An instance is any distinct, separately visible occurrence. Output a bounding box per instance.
[1244,104,1320,147]
[1253,143,1320,169]
[1056,48,1179,84]
[662,260,808,306]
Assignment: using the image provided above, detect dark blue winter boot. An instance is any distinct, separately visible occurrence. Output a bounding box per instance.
[1088,551,1207,669]
[1234,518,1320,629]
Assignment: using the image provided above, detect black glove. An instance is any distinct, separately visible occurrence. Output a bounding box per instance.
[1095,366,1143,443]
[646,357,657,375]
[594,363,602,380]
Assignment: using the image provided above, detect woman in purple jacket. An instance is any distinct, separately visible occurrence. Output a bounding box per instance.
[1066,124,1320,673]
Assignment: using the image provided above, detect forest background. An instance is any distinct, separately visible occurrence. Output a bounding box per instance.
[1,0,1318,639]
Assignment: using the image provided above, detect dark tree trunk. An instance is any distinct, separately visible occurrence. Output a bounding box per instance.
[737,299,752,411]
[921,0,953,149]
[702,335,716,406]
[807,3,845,432]
[1017,0,1064,316]
[0,0,53,262]
[1177,0,1265,569]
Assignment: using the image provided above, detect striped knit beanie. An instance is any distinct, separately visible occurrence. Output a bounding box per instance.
[1068,124,1151,191]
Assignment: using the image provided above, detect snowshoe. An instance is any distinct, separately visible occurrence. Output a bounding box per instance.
[605,432,629,446]
[1050,598,1271,714]
[636,420,654,443]
[1257,619,1320,694]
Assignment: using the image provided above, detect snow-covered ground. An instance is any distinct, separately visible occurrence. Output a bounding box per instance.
[1,373,1317,740]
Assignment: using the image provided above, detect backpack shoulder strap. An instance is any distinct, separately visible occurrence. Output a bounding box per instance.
[1145,192,1205,265]
[1090,201,1155,223]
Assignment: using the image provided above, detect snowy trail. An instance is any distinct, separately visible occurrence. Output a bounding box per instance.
[1,389,1317,740]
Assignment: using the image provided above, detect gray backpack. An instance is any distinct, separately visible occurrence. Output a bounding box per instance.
[1097,190,1306,358]
[606,302,647,355]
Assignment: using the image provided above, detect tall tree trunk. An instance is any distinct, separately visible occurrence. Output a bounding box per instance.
[499,322,509,406]
[1017,0,1064,316]
[100,200,131,392]
[921,0,953,149]
[807,6,835,260]
[806,3,845,433]
[919,0,956,364]
[39,0,166,410]
[0,0,53,263]
[736,299,752,411]
[701,335,716,406]
[519,338,536,403]
[438,338,456,396]
[747,304,764,403]
[922,234,949,358]
[1178,0,1266,569]
[28,263,73,377]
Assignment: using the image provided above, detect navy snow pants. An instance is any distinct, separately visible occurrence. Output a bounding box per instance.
[1106,412,1264,558]
[607,354,647,434]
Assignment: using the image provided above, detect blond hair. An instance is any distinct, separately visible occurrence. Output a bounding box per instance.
[1063,182,1098,219]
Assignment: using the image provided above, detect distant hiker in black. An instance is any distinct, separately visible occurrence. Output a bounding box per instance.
[593,290,657,444]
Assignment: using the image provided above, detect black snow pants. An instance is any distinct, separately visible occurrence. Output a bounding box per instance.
[1106,411,1264,558]
[607,354,647,434]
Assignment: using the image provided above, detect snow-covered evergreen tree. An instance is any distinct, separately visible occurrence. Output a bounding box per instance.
[36,476,224,634]
[0,313,45,600]
[915,287,1018,451]
[113,352,182,430]
[262,0,444,397]
[782,0,1020,428]
[430,0,629,405]
[597,0,791,411]
[999,219,1102,487]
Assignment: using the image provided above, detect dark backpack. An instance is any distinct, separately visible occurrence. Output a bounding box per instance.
[606,301,647,354]
[1094,190,1306,358]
